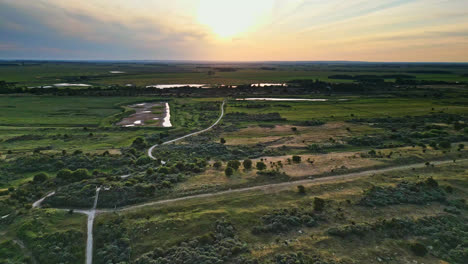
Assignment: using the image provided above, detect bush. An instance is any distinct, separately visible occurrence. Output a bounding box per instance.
[132,137,147,149]
[71,168,91,181]
[252,208,317,234]
[359,179,446,207]
[410,242,427,256]
[292,155,301,163]
[134,220,248,264]
[225,167,234,177]
[56,169,73,181]
[256,161,267,171]
[213,161,222,169]
[439,140,451,149]
[33,172,48,183]
[136,156,151,166]
[314,197,325,211]
[297,185,306,194]
[227,160,241,170]
[243,159,252,170]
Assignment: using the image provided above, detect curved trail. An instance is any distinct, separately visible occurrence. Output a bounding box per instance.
[148,100,225,160]
[99,159,467,213]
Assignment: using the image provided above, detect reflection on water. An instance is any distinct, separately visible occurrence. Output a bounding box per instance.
[237,98,328,102]
[251,83,287,87]
[146,84,206,89]
[163,103,172,127]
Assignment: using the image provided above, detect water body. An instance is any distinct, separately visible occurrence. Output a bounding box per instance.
[54,83,92,87]
[146,84,206,89]
[237,98,328,102]
[163,103,172,127]
[251,83,287,87]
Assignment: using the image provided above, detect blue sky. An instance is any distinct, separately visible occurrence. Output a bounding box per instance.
[1,0,467,61]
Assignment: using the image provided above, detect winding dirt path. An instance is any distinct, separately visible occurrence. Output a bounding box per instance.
[99,159,467,213]
[148,100,225,160]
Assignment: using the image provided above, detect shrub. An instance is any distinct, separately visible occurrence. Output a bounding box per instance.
[410,242,427,256]
[33,172,48,183]
[72,168,91,181]
[220,137,226,144]
[252,208,317,234]
[136,156,151,166]
[225,167,234,177]
[56,169,73,181]
[213,161,222,169]
[314,197,325,211]
[227,160,241,170]
[292,155,301,163]
[439,140,451,149]
[359,178,446,207]
[243,159,253,170]
[132,137,147,149]
[256,161,267,171]
[297,185,306,194]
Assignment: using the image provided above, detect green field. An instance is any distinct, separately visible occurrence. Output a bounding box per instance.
[2,62,468,87]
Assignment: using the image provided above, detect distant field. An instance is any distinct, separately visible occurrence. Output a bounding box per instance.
[0,96,159,127]
[1,62,468,87]
[227,98,468,122]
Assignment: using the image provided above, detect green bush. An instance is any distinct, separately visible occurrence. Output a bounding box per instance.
[410,242,427,256]
[33,172,48,183]
[256,161,267,171]
[227,160,241,170]
[243,159,253,170]
[225,167,234,177]
[292,155,301,163]
[314,197,325,212]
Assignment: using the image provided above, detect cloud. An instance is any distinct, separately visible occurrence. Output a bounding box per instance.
[0,0,467,61]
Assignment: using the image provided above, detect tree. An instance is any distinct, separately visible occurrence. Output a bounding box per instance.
[225,166,234,177]
[146,168,154,175]
[227,160,241,170]
[220,138,226,144]
[291,127,297,132]
[213,161,222,170]
[313,197,325,211]
[33,172,48,183]
[297,185,306,194]
[243,159,253,170]
[256,161,267,171]
[292,155,301,163]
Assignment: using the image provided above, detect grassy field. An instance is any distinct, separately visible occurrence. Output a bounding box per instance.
[227,98,468,123]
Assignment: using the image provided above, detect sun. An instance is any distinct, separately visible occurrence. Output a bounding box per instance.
[197,0,273,38]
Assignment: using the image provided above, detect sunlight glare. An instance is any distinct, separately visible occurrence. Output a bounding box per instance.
[197,0,273,38]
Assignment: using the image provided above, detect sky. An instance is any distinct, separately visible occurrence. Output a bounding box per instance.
[0,0,467,62]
